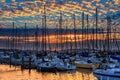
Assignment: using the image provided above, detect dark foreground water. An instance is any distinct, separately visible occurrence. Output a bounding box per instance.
[0,65,98,80]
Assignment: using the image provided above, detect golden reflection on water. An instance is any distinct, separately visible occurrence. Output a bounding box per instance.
[0,33,120,44]
[0,65,98,80]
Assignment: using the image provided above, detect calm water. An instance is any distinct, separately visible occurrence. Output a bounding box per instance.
[0,65,98,80]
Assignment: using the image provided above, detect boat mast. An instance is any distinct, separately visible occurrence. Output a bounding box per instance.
[95,8,98,50]
[92,18,95,51]
[24,23,27,51]
[15,26,18,50]
[55,23,58,51]
[65,19,68,51]
[82,12,84,52]
[35,25,39,54]
[41,12,44,51]
[70,26,73,52]
[18,31,20,50]
[47,26,51,51]
[107,16,111,52]
[44,5,47,52]
[87,15,90,52]
[74,14,77,52]
[59,11,63,51]
[12,22,15,52]
[43,5,47,53]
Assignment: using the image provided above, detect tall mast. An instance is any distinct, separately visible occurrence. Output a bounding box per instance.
[56,23,59,51]
[24,23,27,51]
[96,8,98,50]
[18,31,20,50]
[87,15,89,52]
[74,14,77,51]
[92,19,95,51]
[35,25,39,53]
[107,16,111,52]
[15,26,17,50]
[47,27,51,51]
[65,19,68,51]
[70,27,73,52]
[12,22,15,51]
[42,12,44,51]
[59,11,63,51]
[82,12,84,52]
[41,7,46,52]
[43,5,47,52]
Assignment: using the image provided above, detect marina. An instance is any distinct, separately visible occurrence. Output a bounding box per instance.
[0,0,120,80]
[0,48,120,80]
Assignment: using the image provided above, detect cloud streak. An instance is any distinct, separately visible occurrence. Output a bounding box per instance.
[0,0,119,28]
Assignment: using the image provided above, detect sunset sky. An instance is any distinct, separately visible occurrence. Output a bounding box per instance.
[0,0,120,28]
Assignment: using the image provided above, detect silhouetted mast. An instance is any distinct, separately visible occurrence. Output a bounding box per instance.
[12,22,15,51]
[82,12,84,52]
[47,27,51,51]
[87,15,90,52]
[24,23,27,51]
[65,20,68,51]
[15,26,18,50]
[74,14,77,51]
[42,12,44,51]
[35,25,39,52]
[107,16,111,52]
[44,5,47,52]
[96,8,98,49]
[43,5,47,52]
[59,11,63,51]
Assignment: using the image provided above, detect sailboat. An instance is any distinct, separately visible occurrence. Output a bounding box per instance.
[21,23,36,69]
[10,24,22,66]
[94,68,120,79]
[36,5,55,71]
[93,15,120,78]
[73,12,100,69]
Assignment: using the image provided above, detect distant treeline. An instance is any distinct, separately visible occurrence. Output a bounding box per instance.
[0,28,104,36]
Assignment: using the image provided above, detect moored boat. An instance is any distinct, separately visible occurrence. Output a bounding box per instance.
[93,68,120,77]
[94,73,120,80]
[0,55,10,64]
[37,62,56,72]
[55,62,76,71]
[74,60,99,69]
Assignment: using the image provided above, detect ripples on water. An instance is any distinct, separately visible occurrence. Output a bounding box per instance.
[0,65,98,80]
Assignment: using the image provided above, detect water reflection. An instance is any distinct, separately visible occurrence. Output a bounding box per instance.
[0,65,98,80]
[94,74,120,80]
[0,33,120,51]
